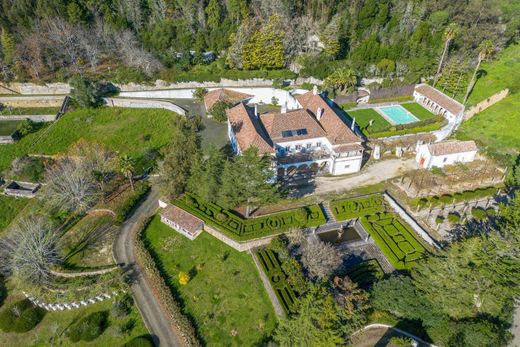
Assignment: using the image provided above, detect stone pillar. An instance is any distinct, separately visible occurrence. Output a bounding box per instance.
[373,145,381,160]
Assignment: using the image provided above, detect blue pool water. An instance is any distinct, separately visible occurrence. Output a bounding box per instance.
[378,105,419,124]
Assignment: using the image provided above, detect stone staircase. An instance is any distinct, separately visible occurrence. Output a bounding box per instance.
[320,202,336,224]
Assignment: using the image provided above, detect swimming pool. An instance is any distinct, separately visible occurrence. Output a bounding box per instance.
[378,105,419,125]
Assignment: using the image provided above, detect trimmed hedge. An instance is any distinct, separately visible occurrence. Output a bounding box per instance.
[360,213,426,270]
[173,193,326,241]
[0,299,45,333]
[368,121,444,138]
[471,207,487,220]
[330,194,386,221]
[133,217,201,347]
[256,248,300,314]
[365,114,444,135]
[414,186,499,210]
[66,311,108,342]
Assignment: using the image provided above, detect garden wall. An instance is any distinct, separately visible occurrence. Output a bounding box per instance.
[0,95,64,107]
[0,114,57,122]
[204,225,276,252]
[104,97,187,116]
[464,89,509,120]
[0,135,14,144]
[0,82,70,94]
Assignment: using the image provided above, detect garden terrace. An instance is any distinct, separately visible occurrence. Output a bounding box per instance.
[256,248,299,314]
[173,193,326,241]
[330,194,387,221]
[360,212,426,270]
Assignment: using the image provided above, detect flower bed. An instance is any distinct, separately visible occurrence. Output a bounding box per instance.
[330,194,387,221]
[360,212,426,270]
[173,194,326,241]
[256,248,299,314]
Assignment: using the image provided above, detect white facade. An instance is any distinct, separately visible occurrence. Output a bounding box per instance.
[160,215,203,240]
[416,144,477,169]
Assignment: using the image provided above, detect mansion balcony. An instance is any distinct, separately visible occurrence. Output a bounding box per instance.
[276,149,331,166]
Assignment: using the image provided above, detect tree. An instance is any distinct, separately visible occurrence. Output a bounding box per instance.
[69,75,104,108]
[0,217,61,285]
[324,68,357,93]
[119,155,135,191]
[242,16,285,70]
[463,40,495,105]
[159,117,201,199]
[219,147,279,217]
[273,284,349,346]
[0,28,15,66]
[205,0,221,30]
[433,23,458,87]
[331,276,369,324]
[187,145,225,203]
[44,157,101,214]
[208,100,232,122]
[290,229,342,280]
[193,87,208,102]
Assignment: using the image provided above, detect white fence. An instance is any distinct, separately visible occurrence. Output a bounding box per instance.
[23,290,124,311]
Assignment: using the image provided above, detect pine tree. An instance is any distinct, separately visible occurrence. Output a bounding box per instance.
[0,28,15,66]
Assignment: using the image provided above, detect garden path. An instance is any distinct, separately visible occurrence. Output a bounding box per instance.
[314,158,416,195]
[113,188,183,347]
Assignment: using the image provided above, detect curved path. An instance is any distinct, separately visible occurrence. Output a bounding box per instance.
[113,188,183,347]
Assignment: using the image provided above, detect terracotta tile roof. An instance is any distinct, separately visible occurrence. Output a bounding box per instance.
[415,84,464,115]
[427,140,478,156]
[226,103,274,154]
[204,88,253,110]
[161,205,204,235]
[333,143,365,153]
[296,91,360,145]
[259,109,327,142]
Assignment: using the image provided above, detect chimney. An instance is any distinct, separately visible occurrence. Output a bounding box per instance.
[281,101,287,113]
[351,117,356,131]
[312,85,318,95]
[316,107,323,121]
[254,104,258,117]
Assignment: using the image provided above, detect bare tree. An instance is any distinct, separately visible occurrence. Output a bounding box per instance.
[114,30,162,76]
[289,229,342,280]
[0,217,61,285]
[68,140,116,191]
[44,157,101,214]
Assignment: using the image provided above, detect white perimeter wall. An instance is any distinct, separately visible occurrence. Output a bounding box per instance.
[416,145,476,169]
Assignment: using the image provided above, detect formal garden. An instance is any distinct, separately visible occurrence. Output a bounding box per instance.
[345,260,384,290]
[143,215,277,346]
[174,193,326,241]
[345,102,445,138]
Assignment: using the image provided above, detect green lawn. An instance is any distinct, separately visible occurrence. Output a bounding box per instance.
[0,120,21,136]
[0,107,182,174]
[346,108,391,132]
[456,94,520,160]
[0,288,149,346]
[0,195,28,233]
[401,102,436,120]
[144,216,276,346]
[466,43,520,106]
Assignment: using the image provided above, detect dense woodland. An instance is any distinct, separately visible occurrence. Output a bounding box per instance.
[0,0,519,83]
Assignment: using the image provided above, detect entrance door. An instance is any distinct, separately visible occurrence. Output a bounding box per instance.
[419,156,425,166]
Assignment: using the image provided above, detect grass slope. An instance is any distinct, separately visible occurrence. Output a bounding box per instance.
[0,120,21,136]
[401,102,436,120]
[0,107,181,173]
[0,195,28,233]
[144,216,276,346]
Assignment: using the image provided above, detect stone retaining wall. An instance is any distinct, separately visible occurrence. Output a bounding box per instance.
[203,225,275,252]
[0,82,70,95]
[0,95,64,107]
[0,114,57,122]
[464,89,509,120]
[0,135,14,144]
[104,97,187,116]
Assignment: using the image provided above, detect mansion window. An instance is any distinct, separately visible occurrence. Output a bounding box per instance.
[295,145,302,150]
[284,146,290,152]
[306,143,312,149]
[316,142,322,148]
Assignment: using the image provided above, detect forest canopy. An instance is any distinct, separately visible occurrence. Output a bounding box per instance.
[0,0,518,83]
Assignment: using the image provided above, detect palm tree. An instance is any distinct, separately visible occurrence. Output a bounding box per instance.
[463,40,494,105]
[119,155,135,191]
[433,23,458,87]
[324,67,357,93]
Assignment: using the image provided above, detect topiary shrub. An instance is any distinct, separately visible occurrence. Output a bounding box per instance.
[447,213,461,224]
[435,216,444,224]
[66,311,109,342]
[0,299,45,333]
[123,335,154,347]
[471,207,487,220]
[486,208,496,216]
[215,212,228,222]
[112,294,134,318]
[386,335,415,347]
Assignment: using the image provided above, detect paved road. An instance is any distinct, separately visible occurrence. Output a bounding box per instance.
[113,189,183,347]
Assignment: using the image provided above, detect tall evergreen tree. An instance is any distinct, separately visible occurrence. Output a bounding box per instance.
[187,145,225,203]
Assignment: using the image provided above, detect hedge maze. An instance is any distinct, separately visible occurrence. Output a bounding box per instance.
[361,212,426,270]
[256,248,298,314]
[345,259,384,289]
[330,194,386,221]
[174,194,326,241]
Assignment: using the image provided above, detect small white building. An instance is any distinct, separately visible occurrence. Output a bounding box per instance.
[160,204,204,240]
[416,140,478,169]
[413,84,465,121]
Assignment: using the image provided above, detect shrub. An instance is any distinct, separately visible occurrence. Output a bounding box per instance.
[471,208,487,220]
[435,216,444,224]
[387,336,415,347]
[0,299,45,333]
[66,311,109,342]
[193,87,208,101]
[115,183,150,224]
[208,100,232,122]
[112,294,134,318]
[178,271,190,285]
[447,213,461,224]
[439,195,453,205]
[123,335,154,347]
[486,208,496,216]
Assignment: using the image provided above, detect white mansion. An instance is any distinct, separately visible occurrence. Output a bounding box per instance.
[226,87,364,178]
